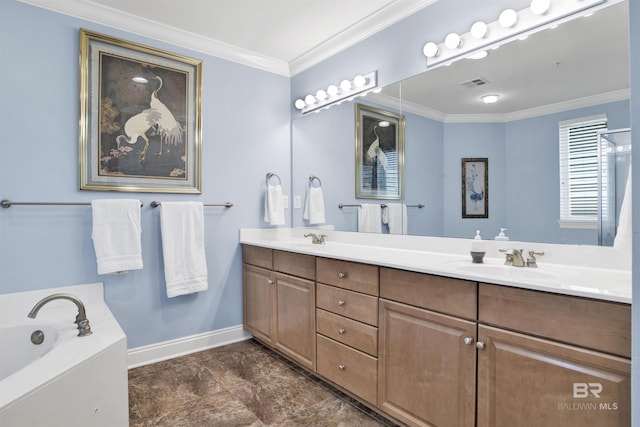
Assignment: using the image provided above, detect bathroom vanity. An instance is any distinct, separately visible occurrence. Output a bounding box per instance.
[241,228,631,427]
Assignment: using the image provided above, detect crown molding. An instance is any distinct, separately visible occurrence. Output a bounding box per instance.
[289,0,437,76]
[18,0,291,76]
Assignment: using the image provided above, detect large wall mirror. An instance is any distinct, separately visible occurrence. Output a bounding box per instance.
[292,0,629,245]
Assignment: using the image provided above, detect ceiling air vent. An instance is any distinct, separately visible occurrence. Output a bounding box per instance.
[460,77,489,88]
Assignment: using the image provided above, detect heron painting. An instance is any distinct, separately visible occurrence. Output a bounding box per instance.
[355,103,405,199]
[462,158,489,218]
[79,29,202,193]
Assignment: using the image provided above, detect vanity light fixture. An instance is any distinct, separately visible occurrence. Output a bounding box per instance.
[294,71,378,114]
[422,0,604,68]
[481,94,500,104]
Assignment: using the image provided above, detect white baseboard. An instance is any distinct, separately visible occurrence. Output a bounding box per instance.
[127,325,252,369]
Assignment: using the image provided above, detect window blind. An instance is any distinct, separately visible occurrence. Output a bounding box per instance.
[558,114,607,227]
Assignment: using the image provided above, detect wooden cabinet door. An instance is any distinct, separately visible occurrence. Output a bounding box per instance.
[378,299,477,427]
[477,325,631,427]
[243,264,275,344]
[273,272,316,370]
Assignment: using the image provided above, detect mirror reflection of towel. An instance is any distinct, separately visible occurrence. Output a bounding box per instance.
[358,204,381,233]
[382,204,408,235]
[303,187,325,224]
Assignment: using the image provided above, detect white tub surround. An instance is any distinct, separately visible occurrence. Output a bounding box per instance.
[240,228,631,303]
[0,283,128,426]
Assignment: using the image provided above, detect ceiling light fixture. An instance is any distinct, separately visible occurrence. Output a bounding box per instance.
[421,0,603,68]
[294,71,378,114]
[468,51,488,60]
[481,94,500,104]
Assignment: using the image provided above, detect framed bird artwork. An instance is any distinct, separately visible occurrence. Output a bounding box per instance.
[355,103,405,199]
[79,29,202,193]
[462,158,489,218]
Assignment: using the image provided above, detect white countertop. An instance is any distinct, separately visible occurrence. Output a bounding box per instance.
[240,228,632,304]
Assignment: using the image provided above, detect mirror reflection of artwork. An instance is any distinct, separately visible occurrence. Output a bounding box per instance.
[462,158,488,218]
[355,104,405,199]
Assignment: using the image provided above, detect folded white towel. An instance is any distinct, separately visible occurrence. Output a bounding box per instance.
[358,204,382,233]
[614,165,632,256]
[160,202,208,298]
[91,199,143,275]
[303,187,325,224]
[382,203,408,235]
[264,184,286,225]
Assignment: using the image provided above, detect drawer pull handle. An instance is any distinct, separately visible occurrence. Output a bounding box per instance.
[338,328,346,334]
[338,364,346,371]
[463,337,473,345]
[338,300,346,306]
[338,272,347,279]
[266,279,274,284]
[476,341,485,350]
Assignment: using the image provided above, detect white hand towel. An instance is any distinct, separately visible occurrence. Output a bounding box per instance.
[614,165,632,256]
[358,204,382,233]
[264,184,286,225]
[303,187,326,224]
[160,202,208,298]
[382,203,408,235]
[91,199,143,275]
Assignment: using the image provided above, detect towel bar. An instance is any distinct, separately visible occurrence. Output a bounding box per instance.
[150,201,233,208]
[1,199,143,208]
[338,203,424,209]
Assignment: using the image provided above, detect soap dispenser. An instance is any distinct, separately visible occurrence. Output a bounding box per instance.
[495,228,509,241]
[470,230,485,263]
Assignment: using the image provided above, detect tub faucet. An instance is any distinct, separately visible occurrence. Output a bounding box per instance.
[27,293,92,337]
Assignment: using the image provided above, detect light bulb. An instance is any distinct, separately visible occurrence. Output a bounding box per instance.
[444,33,462,49]
[132,76,148,83]
[294,99,306,110]
[481,94,500,104]
[468,51,488,60]
[353,75,366,88]
[499,9,518,28]
[470,21,488,39]
[316,89,327,101]
[422,42,439,58]
[530,0,551,15]
[304,94,316,106]
[340,79,352,91]
[327,85,340,97]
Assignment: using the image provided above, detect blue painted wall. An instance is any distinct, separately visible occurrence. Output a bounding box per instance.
[0,1,290,349]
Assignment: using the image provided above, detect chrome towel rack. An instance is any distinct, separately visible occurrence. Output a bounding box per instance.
[308,175,322,187]
[266,172,281,186]
[1,199,144,208]
[151,201,233,208]
[338,203,424,209]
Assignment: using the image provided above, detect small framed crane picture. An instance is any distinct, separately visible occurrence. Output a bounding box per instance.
[462,158,488,218]
[355,103,405,199]
[79,29,202,193]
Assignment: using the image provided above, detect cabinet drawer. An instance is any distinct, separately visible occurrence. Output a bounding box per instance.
[317,258,378,296]
[274,250,315,280]
[316,334,377,405]
[316,283,378,326]
[242,245,273,269]
[380,267,477,320]
[316,308,378,356]
[479,284,631,358]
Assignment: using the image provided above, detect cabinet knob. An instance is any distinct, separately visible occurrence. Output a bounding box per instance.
[266,279,274,284]
[476,341,485,350]
[338,364,346,371]
[338,300,346,306]
[338,328,346,334]
[463,337,474,345]
[338,272,347,278]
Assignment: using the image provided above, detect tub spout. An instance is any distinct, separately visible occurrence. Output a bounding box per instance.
[27,293,92,337]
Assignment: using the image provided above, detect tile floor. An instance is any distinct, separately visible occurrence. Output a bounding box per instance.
[128,339,398,426]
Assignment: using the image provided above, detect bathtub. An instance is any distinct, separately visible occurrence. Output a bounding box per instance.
[0,283,128,426]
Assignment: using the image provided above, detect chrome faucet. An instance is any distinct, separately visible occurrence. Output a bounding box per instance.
[27,293,92,337]
[500,249,526,267]
[526,251,545,268]
[304,232,326,244]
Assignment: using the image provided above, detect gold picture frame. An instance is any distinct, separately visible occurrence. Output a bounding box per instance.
[355,103,405,199]
[79,29,202,193]
[462,158,488,218]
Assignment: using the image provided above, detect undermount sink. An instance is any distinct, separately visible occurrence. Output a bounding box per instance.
[448,259,554,280]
